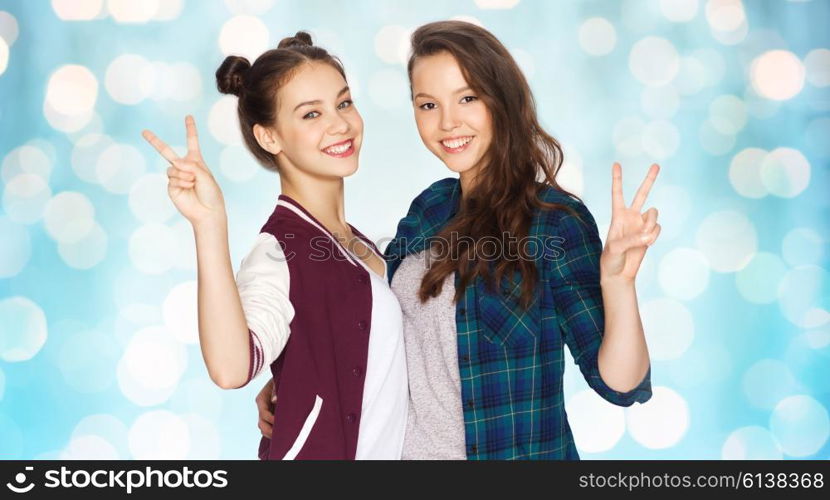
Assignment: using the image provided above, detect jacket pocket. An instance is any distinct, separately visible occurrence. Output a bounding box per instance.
[281,395,323,460]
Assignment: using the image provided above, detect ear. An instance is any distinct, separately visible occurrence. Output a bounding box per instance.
[253,124,283,156]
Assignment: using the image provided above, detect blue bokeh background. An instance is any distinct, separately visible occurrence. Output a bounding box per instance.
[0,0,828,459]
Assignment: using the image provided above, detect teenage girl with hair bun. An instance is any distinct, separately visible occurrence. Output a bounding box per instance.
[142,32,408,460]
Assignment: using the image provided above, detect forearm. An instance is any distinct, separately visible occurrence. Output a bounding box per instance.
[193,216,251,389]
[596,276,650,392]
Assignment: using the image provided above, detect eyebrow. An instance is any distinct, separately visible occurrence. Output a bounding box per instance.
[293,86,351,111]
[413,86,472,100]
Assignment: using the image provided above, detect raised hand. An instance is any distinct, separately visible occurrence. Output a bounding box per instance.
[599,163,661,283]
[142,115,226,227]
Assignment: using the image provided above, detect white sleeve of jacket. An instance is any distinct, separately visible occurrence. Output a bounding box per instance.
[235,232,295,383]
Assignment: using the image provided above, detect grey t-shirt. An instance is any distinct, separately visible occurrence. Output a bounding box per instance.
[391,251,466,460]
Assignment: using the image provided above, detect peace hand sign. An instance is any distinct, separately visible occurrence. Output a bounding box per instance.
[599,163,661,283]
[142,115,226,227]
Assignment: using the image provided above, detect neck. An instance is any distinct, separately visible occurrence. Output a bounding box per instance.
[280,175,349,237]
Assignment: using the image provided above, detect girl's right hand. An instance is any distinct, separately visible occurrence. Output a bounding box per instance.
[256,378,276,439]
[142,115,226,227]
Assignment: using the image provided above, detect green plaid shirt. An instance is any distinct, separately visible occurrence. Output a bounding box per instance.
[385,178,652,460]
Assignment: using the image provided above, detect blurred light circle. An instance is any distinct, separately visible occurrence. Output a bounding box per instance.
[693,48,727,87]
[705,0,746,32]
[43,191,95,244]
[804,327,830,350]
[163,281,199,344]
[170,378,224,419]
[71,134,114,184]
[659,0,699,22]
[566,389,626,453]
[620,0,662,33]
[674,56,707,95]
[153,0,184,20]
[649,184,690,240]
[43,100,94,133]
[61,435,119,460]
[129,223,179,274]
[66,112,104,141]
[735,252,788,304]
[58,329,119,392]
[219,144,258,182]
[108,0,159,23]
[45,65,98,116]
[0,413,23,458]
[168,62,202,101]
[710,20,748,45]
[367,69,409,110]
[742,359,801,410]
[612,116,645,156]
[709,94,747,134]
[374,25,412,65]
[218,15,269,61]
[117,326,187,406]
[0,38,7,76]
[2,174,51,224]
[129,173,175,223]
[721,426,783,460]
[782,227,824,267]
[105,54,156,105]
[805,117,830,158]
[750,50,805,101]
[0,296,47,362]
[695,210,757,273]
[640,298,694,360]
[658,248,710,300]
[0,216,30,278]
[208,96,243,145]
[728,147,768,198]
[128,410,190,459]
[629,36,680,86]
[760,147,810,198]
[578,17,617,56]
[2,144,53,183]
[805,48,830,87]
[183,414,222,459]
[51,0,104,20]
[698,120,735,155]
[223,0,275,15]
[511,48,536,78]
[769,395,830,457]
[0,11,19,46]
[626,386,689,449]
[58,222,108,270]
[641,119,680,160]
[777,265,828,328]
[71,414,129,458]
[474,0,519,8]
[640,85,679,119]
[96,143,146,194]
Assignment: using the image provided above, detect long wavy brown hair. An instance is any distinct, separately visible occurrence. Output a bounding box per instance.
[409,21,581,309]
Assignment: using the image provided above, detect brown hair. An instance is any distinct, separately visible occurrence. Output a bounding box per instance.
[216,31,346,171]
[408,20,581,309]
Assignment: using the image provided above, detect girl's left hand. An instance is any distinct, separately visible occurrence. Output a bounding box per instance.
[600,163,661,284]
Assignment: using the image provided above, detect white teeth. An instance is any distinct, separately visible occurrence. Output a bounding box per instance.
[324,141,351,154]
[442,137,472,149]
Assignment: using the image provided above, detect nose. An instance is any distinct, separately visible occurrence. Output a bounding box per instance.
[439,105,460,132]
[327,112,350,136]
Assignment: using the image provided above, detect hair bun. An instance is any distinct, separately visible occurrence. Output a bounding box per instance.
[215,55,251,96]
[277,31,313,49]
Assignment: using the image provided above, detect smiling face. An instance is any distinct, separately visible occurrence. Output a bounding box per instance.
[268,61,363,179]
[410,51,493,180]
